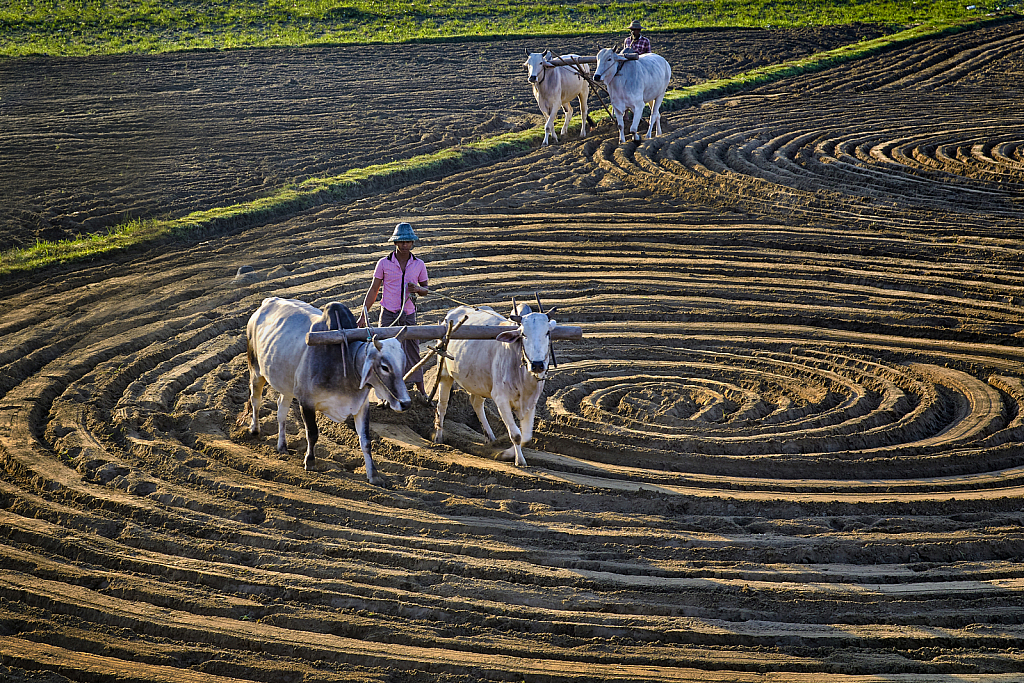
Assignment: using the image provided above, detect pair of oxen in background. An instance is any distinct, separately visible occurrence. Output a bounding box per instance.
[523,47,672,144]
[244,297,557,486]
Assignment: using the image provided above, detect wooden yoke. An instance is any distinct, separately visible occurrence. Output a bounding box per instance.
[306,324,583,346]
[540,53,637,68]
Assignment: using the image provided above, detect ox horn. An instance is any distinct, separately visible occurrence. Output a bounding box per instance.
[525,48,531,56]
[511,296,519,318]
[534,291,546,315]
[372,335,383,352]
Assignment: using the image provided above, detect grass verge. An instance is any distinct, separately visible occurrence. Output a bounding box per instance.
[0,15,1010,279]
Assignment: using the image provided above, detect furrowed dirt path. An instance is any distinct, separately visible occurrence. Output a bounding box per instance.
[3,19,1024,683]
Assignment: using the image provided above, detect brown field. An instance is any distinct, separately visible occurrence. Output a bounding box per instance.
[3,19,1024,683]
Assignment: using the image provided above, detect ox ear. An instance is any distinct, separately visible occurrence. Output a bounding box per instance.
[508,315,523,323]
[496,329,522,344]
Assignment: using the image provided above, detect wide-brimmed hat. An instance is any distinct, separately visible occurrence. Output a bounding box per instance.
[388,222,418,242]
[628,20,643,30]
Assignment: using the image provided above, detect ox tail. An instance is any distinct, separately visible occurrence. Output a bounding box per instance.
[236,337,259,427]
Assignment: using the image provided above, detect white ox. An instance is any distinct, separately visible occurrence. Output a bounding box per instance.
[434,303,557,467]
[592,48,672,143]
[245,297,411,485]
[523,50,591,146]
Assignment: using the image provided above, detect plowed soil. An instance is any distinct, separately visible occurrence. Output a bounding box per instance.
[4,19,1024,683]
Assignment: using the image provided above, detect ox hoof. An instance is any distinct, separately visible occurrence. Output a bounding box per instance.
[303,455,316,471]
[366,471,389,487]
[495,447,518,462]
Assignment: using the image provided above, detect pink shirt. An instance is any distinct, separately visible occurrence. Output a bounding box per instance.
[374,252,428,315]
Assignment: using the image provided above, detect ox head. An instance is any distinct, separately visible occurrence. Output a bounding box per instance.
[498,300,558,379]
[592,47,625,83]
[359,332,412,412]
[523,50,553,84]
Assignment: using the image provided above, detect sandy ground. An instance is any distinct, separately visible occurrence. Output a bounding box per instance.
[3,18,1024,683]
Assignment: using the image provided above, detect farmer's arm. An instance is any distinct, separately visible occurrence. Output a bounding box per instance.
[357,277,383,327]
[407,261,428,296]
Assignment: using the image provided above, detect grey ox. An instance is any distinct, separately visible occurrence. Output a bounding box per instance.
[523,50,591,146]
[434,303,557,467]
[245,297,411,485]
[592,47,672,143]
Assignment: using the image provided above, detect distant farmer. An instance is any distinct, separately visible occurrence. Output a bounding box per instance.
[624,20,651,54]
[358,222,430,394]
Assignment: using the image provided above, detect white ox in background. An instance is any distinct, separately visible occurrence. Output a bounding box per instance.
[434,303,557,467]
[592,47,672,143]
[523,50,591,146]
[245,297,411,485]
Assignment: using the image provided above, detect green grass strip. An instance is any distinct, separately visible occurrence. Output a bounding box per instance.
[0,15,1009,279]
[0,0,1004,58]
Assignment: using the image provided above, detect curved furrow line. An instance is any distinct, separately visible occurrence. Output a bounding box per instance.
[882,28,1024,91]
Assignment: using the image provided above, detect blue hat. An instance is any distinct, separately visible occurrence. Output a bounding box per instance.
[388,222,418,242]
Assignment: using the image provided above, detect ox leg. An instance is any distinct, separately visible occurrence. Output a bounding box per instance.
[518,404,538,449]
[543,105,558,145]
[578,93,588,138]
[275,392,293,453]
[650,95,665,137]
[613,107,626,144]
[356,400,386,486]
[299,403,318,471]
[494,399,527,467]
[470,394,498,443]
[248,374,266,435]
[560,103,573,138]
[433,375,456,444]
[630,105,644,142]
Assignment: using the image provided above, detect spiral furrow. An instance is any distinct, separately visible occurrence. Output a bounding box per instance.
[4,19,1024,683]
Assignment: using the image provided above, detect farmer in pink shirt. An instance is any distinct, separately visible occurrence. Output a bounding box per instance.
[358,222,430,394]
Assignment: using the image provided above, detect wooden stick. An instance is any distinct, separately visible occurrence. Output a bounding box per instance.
[307,324,583,346]
[403,315,468,381]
